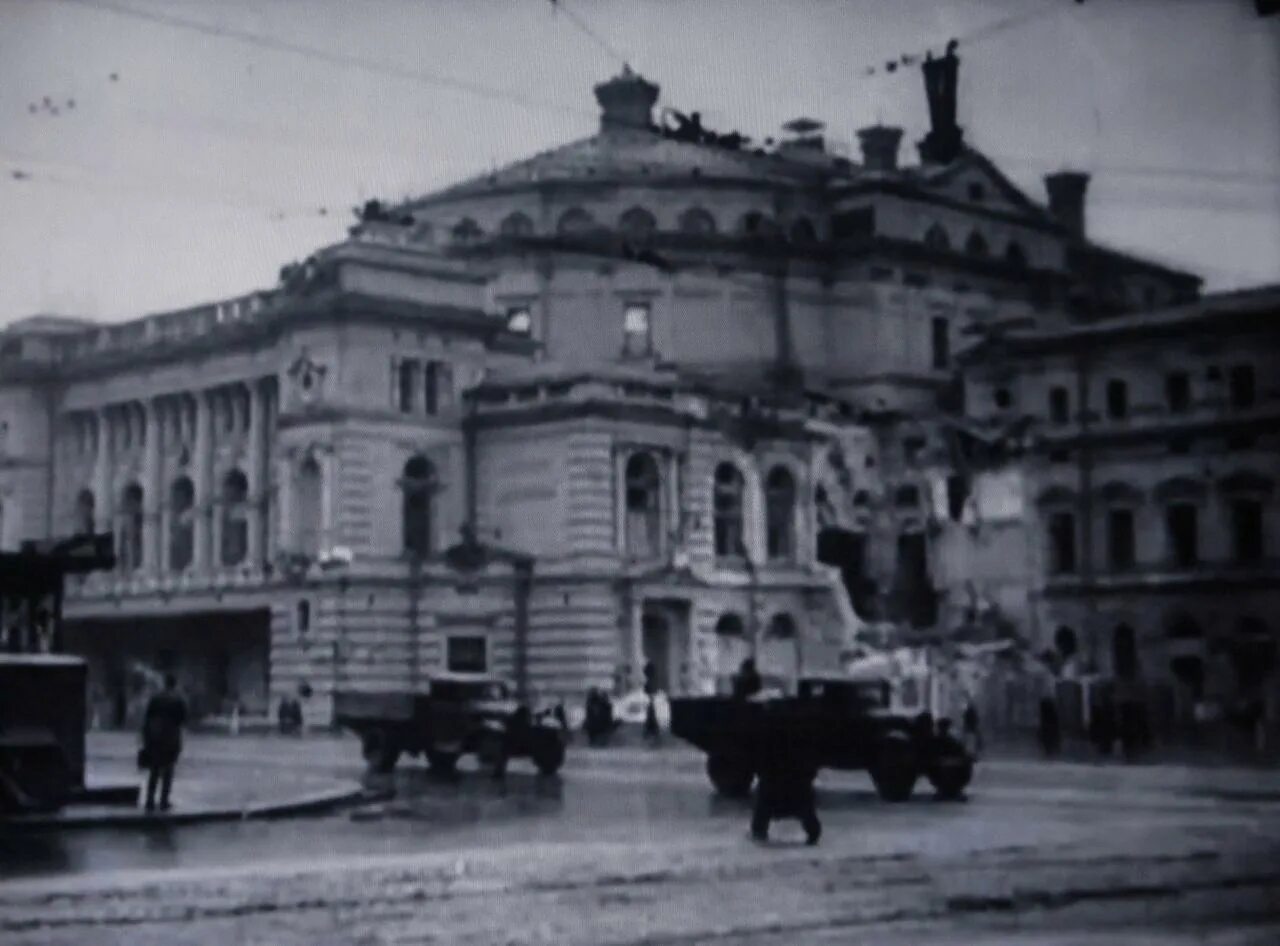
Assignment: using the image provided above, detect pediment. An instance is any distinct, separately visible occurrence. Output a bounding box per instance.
[924,149,1051,222]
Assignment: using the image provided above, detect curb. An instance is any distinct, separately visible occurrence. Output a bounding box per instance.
[2,785,389,832]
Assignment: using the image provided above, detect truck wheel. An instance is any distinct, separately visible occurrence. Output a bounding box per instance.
[426,751,459,774]
[478,731,508,779]
[706,755,754,798]
[362,731,401,775]
[927,742,973,800]
[870,737,918,803]
[531,737,566,776]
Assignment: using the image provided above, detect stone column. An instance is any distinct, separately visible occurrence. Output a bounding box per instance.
[629,594,644,690]
[142,399,163,576]
[247,380,266,567]
[193,389,213,572]
[320,449,335,556]
[92,408,114,532]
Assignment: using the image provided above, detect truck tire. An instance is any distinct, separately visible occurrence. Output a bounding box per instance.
[706,755,754,798]
[870,736,918,802]
[531,736,566,776]
[426,750,459,774]
[478,731,508,779]
[361,730,401,775]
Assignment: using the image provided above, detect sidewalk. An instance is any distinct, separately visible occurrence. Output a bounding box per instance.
[5,754,377,831]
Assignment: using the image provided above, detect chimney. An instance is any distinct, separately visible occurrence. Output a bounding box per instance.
[917,43,964,165]
[1044,171,1090,238]
[593,65,660,133]
[857,125,903,172]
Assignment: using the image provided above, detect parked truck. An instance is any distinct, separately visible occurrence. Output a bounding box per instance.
[669,674,973,802]
[0,654,88,814]
[334,674,566,777]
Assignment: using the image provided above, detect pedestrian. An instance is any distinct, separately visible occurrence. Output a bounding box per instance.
[139,673,187,812]
[1038,696,1061,758]
[642,661,660,745]
[751,714,821,846]
[962,698,982,757]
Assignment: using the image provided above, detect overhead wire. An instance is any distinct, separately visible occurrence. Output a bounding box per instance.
[545,0,630,69]
[51,0,594,119]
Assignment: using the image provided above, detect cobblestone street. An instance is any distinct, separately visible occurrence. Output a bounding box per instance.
[2,734,1278,943]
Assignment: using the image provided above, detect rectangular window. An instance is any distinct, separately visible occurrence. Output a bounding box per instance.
[1048,512,1077,575]
[424,362,438,416]
[1166,503,1198,568]
[446,635,487,674]
[1165,372,1191,413]
[1105,379,1128,420]
[1049,386,1070,425]
[832,206,875,240]
[930,317,950,370]
[397,359,418,413]
[1231,499,1264,563]
[1107,508,1135,572]
[623,302,652,357]
[1229,364,1255,409]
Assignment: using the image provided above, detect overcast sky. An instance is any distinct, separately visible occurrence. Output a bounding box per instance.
[1,0,1277,326]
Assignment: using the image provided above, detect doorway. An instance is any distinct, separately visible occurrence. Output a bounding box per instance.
[640,602,691,694]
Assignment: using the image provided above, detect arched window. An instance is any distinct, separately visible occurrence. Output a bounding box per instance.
[168,477,195,571]
[1112,624,1139,681]
[499,212,534,237]
[294,458,322,559]
[789,217,817,245]
[1005,242,1028,268]
[924,224,950,251]
[402,455,435,557]
[625,452,661,559]
[451,218,483,243]
[678,207,716,235]
[73,489,95,536]
[712,462,745,559]
[765,466,796,560]
[965,230,989,257]
[220,469,249,567]
[119,482,144,572]
[619,206,657,241]
[556,207,595,236]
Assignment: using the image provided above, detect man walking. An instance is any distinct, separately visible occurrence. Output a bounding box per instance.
[750,708,821,846]
[140,673,187,812]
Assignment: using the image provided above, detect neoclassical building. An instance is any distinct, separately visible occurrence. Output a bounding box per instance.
[1,56,1229,726]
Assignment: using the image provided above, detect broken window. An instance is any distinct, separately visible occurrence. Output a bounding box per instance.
[1048,511,1076,575]
[1231,499,1264,563]
[622,302,652,357]
[765,466,796,560]
[1229,364,1255,409]
[1106,379,1128,420]
[1049,386,1070,425]
[1107,508,1135,572]
[1165,372,1191,414]
[625,452,661,559]
[1166,503,1198,568]
[712,463,745,559]
[930,317,950,369]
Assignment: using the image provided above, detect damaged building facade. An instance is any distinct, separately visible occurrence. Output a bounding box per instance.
[5,52,1270,734]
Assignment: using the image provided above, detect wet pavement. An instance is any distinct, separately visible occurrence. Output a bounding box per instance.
[2,732,1279,943]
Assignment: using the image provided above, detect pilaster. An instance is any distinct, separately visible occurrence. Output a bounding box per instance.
[193,389,213,571]
[142,399,162,575]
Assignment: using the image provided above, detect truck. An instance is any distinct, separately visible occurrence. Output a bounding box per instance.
[334,673,567,778]
[0,654,88,814]
[669,674,973,802]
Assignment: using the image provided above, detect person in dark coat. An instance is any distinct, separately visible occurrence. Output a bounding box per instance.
[751,714,821,845]
[962,699,983,757]
[642,661,660,745]
[141,674,187,811]
[733,658,763,700]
